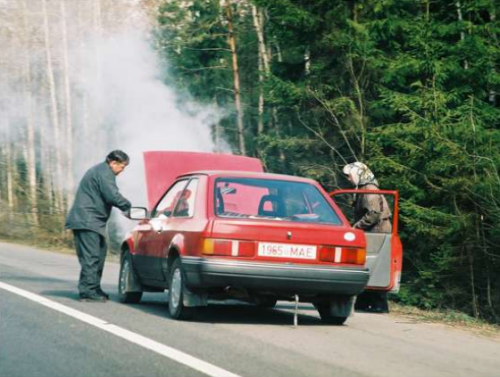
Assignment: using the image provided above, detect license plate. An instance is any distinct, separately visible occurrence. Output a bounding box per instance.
[258,242,317,260]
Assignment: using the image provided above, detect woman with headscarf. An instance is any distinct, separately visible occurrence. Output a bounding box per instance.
[343,162,392,233]
[342,162,392,312]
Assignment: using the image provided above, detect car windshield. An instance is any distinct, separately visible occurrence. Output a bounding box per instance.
[215,177,341,225]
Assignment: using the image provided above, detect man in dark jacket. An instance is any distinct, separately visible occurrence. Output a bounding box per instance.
[66,150,132,302]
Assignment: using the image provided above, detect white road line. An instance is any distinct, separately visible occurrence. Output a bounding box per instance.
[0,281,241,377]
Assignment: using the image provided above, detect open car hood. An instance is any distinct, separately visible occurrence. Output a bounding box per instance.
[143,151,264,209]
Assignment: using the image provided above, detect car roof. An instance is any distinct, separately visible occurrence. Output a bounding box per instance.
[177,170,318,184]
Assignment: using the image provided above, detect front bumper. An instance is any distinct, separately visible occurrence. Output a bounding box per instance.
[182,257,370,296]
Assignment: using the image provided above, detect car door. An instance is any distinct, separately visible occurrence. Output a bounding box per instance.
[330,189,403,293]
[134,179,189,281]
[150,178,201,282]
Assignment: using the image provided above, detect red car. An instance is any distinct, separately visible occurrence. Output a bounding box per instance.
[118,152,390,325]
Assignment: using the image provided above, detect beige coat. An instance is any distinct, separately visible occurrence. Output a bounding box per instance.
[354,183,392,233]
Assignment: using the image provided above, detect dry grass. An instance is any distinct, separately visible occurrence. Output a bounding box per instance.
[389,302,500,338]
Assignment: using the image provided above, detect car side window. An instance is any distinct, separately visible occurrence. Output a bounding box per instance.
[153,180,188,218]
[173,179,199,217]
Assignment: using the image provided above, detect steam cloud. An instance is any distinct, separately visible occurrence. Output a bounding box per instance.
[0,1,228,243]
[74,32,221,207]
[66,11,230,242]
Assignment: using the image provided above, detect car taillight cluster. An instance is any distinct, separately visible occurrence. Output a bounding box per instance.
[319,246,366,265]
[202,238,255,257]
[202,238,366,265]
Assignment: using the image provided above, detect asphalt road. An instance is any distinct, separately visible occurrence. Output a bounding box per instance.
[1,242,499,377]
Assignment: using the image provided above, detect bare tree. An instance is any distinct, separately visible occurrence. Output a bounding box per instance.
[60,0,74,206]
[224,0,246,155]
[21,0,39,225]
[42,0,64,213]
[252,5,268,136]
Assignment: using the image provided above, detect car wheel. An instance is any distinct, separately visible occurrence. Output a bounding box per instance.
[168,258,196,320]
[118,253,143,304]
[315,303,348,325]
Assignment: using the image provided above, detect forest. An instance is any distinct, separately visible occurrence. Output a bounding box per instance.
[0,0,499,323]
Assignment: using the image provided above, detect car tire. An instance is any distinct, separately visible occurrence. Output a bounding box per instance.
[118,252,143,304]
[355,291,389,313]
[168,258,196,320]
[315,303,348,325]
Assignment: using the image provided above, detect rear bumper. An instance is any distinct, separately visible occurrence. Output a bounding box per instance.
[182,256,370,296]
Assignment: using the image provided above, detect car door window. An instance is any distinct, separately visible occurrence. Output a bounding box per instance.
[173,179,199,217]
[153,180,188,218]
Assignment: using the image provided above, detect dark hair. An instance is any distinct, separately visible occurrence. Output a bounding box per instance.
[106,150,130,164]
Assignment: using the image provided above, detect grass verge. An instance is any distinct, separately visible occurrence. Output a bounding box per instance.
[389,302,500,338]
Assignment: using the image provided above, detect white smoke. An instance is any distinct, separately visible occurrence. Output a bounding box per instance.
[74,31,220,207]
[0,0,228,243]
[66,9,227,243]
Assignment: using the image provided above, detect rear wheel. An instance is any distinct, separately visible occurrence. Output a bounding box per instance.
[118,253,143,304]
[315,303,348,325]
[168,258,196,320]
[355,291,389,313]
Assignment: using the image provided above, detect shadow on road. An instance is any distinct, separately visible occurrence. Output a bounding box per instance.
[195,304,324,326]
[40,289,81,301]
[113,294,329,326]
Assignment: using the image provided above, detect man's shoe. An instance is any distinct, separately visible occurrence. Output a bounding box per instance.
[97,288,109,300]
[79,293,107,302]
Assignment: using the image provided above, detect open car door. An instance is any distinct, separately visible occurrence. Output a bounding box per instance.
[330,189,403,294]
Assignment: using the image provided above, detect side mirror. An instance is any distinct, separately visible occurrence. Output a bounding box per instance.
[129,207,148,220]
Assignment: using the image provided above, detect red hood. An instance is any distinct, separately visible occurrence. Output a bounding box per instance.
[143,151,264,209]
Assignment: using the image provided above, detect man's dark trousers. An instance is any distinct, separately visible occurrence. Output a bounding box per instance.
[73,230,107,296]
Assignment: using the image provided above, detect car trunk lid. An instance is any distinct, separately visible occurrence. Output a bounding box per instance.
[143,151,263,209]
[209,219,366,265]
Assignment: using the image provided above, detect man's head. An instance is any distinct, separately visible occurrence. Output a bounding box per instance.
[106,150,130,176]
[342,162,378,187]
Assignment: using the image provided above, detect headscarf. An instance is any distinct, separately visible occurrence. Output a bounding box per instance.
[342,162,379,187]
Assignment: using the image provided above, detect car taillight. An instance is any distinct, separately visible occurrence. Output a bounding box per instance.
[202,238,255,257]
[319,246,366,265]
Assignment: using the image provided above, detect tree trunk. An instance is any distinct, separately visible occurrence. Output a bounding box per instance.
[22,0,38,225]
[252,5,266,135]
[42,0,64,213]
[304,46,311,76]
[93,0,106,155]
[5,126,15,212]
[467,244,479,319]
[489,5,497,106]
[252,6,269,72]
[213,97,222,152]
[272,108,286,165]
[456,1,469,70]
[77,1,91,147]
[348,5,366,159]
[224,0,246,155]
[61,0,74,207]
[40,111,55,215]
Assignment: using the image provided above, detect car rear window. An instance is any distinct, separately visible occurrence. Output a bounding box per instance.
[215,177,341,225]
